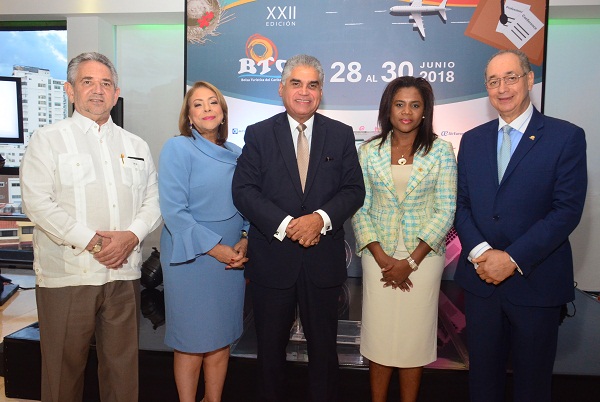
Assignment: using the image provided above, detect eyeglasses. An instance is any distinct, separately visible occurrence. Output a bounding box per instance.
[485,73,528,89]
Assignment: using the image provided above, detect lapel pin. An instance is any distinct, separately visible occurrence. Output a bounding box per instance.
[529,136,535,140]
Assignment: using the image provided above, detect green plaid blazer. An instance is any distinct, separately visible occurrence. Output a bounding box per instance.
[352,135,457,257]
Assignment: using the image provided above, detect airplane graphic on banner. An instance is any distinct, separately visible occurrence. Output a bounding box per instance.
[390,0,449,38]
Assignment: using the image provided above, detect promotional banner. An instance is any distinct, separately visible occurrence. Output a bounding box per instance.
[186,0,546,148]
[186,0,548,276]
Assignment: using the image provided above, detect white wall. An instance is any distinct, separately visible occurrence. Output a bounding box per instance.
[544,17,600,290]
[0,0,182,24]
[1,1,599,288]
[115,24,185,250]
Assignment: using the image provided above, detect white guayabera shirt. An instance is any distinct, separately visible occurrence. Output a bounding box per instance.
[20,111,162,288]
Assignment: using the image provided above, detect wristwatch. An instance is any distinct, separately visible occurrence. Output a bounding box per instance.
[90,238,103,254]
[406,256,419,272]
[240,230,248,239]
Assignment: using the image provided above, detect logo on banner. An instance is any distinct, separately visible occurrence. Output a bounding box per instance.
[246,34,278,66]
[239,34,286,82]
[266,5,297,27]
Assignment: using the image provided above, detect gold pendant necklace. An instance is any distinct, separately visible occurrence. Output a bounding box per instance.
[393,131,413,165]
[395,144,411,165]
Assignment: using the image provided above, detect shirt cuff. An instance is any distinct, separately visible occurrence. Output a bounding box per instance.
[69,229,97,256]
[314,209,331,235]
[128,218,150,247]
[274,215,293,241]
[469,242,491,269]
[469,242,491,261]
[508,254,523,275]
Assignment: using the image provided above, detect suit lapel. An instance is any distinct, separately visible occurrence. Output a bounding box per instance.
[274,114,304,197]
[502,109,544,182]
[484,120,501,185]
[303,115,325,196]
[406,145,437,196]
[371,137,402,202]
[371,136,441,204]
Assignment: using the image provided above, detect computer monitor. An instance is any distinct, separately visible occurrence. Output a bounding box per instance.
[0,76,25,144]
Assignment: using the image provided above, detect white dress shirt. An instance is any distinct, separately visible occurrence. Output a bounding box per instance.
[20,111,162,287]
[273,114,332,241]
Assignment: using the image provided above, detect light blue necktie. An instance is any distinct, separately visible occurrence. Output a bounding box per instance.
[498,125,512,181]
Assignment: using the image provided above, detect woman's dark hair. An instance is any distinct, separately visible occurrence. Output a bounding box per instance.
[370,76,436,156]
[178,81,228,145]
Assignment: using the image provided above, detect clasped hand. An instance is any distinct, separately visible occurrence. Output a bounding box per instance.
[91,231,139,270]
[285,213,323,248]
[377,254,414,292]
[208,239,249,269]
[472,249,516,285]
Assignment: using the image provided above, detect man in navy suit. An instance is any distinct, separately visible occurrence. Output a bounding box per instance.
[454,49,587,402]
[232,54,365,402]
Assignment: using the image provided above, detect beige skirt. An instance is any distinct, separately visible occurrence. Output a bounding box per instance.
[360,243,444,367]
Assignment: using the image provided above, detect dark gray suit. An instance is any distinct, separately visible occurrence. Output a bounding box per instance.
[233,111,365,401]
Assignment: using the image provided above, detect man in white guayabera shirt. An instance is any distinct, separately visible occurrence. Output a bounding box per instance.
[20,52,161,402]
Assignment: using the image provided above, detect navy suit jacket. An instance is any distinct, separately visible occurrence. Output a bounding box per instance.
[454,108,587,307]
[232,112,365,289]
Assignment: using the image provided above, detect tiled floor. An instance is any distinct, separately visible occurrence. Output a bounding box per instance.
[0,268,39,402]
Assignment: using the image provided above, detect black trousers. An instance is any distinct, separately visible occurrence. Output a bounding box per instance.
[249,266,342,402]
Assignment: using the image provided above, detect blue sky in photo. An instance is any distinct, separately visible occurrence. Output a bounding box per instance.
[0,30,68,80]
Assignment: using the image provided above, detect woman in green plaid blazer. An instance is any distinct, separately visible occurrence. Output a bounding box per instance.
[351,76,457,402]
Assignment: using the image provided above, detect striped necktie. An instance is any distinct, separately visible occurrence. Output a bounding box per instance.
[297,123,309,191]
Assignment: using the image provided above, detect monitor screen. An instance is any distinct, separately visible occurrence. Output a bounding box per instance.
[0,76,24,144]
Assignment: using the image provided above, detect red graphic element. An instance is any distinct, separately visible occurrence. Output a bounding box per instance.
[198,11,215,28]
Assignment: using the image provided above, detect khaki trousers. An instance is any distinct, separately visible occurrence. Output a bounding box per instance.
[36,280,140,402]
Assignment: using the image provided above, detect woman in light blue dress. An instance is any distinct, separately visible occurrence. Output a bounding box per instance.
[159,81,249,402]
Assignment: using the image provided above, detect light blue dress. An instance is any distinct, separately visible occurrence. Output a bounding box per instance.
[158,130,249,353]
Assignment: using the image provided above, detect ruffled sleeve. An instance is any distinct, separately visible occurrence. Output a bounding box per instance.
[158,136,223,264]
[167,223,222,264]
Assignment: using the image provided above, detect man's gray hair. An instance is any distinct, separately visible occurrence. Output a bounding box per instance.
[67,52,119,88]
[281,54,324,86]
[484,49,532,80]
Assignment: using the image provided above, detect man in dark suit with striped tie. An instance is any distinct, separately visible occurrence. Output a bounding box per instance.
[232,54,365,402]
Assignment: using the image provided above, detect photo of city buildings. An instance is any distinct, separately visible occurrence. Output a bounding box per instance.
[0,28,67,250]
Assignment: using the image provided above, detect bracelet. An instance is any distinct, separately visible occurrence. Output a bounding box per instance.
[406,256,419,272]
